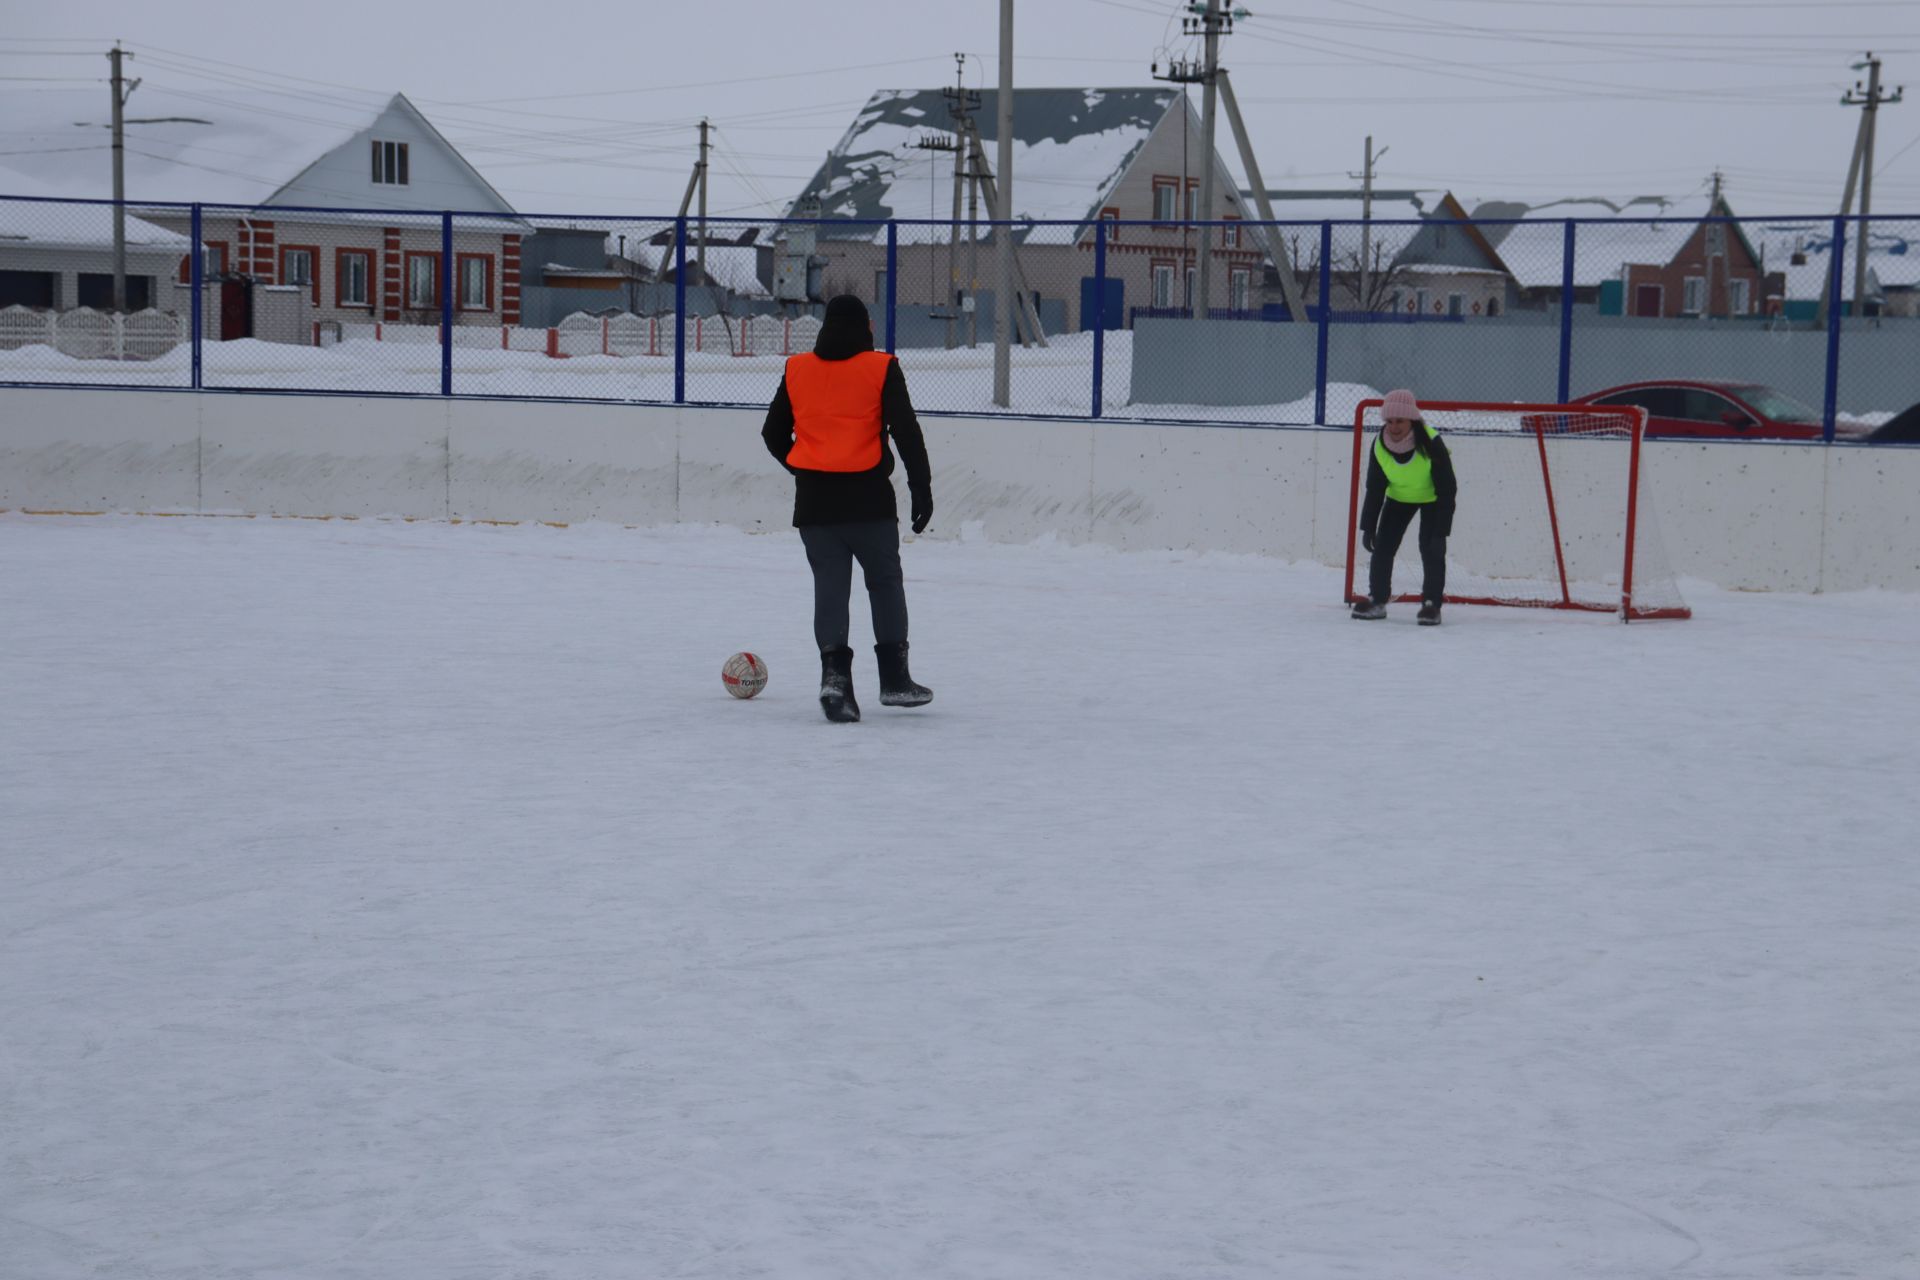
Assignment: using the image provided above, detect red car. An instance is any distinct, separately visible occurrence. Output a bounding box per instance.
[1567,380,1871,441]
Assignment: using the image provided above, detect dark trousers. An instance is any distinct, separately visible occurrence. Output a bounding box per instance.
[1369,499,1448,603]
[800,521,909,652]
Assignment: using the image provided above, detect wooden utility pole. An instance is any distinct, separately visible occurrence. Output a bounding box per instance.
[1194,0,1225,316]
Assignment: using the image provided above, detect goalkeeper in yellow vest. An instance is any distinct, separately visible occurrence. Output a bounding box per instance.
[1352,388,1457,625]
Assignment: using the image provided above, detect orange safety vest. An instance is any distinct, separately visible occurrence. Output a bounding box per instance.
[783,351,892,472]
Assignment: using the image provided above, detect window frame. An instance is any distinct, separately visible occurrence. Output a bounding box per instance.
[404,250,441,309]
[1682,275,1706,315]
[372,139,411,186]
[1728,277,1751,315]
[1151,179,1180,226]
[1229,266,1251,311]
[279,244,320,304]
[335,248,374,309]
[456,252,494,312]
[1150,259,1176,308]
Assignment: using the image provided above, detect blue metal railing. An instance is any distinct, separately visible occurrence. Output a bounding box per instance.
[0,193,1911,442]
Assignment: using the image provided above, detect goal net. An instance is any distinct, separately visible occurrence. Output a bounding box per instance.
[1343,400,1690,621]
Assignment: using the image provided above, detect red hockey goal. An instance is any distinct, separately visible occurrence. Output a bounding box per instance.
[1343,399,1690,621]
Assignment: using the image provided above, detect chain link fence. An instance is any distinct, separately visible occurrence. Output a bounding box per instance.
[3,195,1915,442]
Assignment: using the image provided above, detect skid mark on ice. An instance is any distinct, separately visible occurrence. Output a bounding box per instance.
[1548,1183,1705,1271]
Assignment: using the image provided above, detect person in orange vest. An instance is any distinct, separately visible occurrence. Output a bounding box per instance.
[762,295,934,723]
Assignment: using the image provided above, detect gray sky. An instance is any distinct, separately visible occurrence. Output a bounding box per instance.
[6,0,1920,218]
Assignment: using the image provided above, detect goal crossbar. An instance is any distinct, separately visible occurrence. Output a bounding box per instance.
[1342,398,1691,621]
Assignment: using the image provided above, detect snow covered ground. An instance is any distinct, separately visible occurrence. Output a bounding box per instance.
[3,513,1916,1280]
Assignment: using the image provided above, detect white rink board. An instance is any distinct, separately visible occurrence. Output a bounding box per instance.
[1,387,1914,592]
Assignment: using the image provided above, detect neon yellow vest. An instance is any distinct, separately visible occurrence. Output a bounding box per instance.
[1375,424,1440,504]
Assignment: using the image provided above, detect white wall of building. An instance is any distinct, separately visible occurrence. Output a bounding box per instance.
[2,388,1915,593]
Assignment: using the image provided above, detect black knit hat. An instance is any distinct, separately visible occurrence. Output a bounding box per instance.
[815,293,875,357]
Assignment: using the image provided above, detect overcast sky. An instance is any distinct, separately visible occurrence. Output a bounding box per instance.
[6,0,1920,219]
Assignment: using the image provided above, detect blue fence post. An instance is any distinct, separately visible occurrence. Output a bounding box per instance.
[189,203,203,391]
[1556,220,1577,403]
[440,212,454,396]
[1091,219,1107,419]
[1822,215,1848,443]
[885,221,898,354]
[674,215,688,405]
[1313,221,1332,425]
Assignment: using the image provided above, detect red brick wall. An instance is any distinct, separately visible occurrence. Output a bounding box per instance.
[382,228,402,322]
[501,234,522,326]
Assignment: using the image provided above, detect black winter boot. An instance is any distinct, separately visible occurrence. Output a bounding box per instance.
[1350,597,1387,620]
[819,646,860,723]
[1417,599,1443,626]
[874,641,933,707]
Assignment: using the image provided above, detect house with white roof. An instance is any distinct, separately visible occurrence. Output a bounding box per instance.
[1474,192,1783,319]
[1754,219,1920,319]
[0,172,191,313]
[1,88,529,336]
[782,88,1262,332]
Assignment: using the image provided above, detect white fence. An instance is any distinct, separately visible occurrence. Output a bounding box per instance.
[0,306,185,360]
[328,311,823,359]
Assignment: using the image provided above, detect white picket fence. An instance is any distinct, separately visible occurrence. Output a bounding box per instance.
[329,312,823,359]
[0,306,186,361]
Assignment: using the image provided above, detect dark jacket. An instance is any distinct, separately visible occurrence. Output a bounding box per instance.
[1360,421,1457,537]
[761,304,931,527]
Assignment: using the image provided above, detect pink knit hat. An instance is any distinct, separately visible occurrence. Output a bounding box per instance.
[1381,388,1420,421]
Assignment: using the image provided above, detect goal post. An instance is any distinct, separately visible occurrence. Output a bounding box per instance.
[1343,399,1691,621]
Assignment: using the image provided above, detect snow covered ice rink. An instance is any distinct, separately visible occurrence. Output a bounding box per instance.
[4,512,1917,1280]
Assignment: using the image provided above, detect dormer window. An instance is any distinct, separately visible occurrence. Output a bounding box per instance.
[372,140,410,186]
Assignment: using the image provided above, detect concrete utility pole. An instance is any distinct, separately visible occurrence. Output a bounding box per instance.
[108,42,140,314]
[993,0,1013,406]
[1843,53,1902,318]
[1193,0,1225,317]
[1215,69,1310,321]
[1350,136,1388,310]
[696,119,710,291]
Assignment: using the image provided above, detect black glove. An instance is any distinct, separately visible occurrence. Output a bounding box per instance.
[1361,527,1376,554]
[910,488,933,535]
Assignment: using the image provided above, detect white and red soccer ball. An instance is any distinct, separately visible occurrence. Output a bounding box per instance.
[721,651,767,699]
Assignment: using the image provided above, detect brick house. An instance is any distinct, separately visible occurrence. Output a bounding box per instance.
[132,94,530,336]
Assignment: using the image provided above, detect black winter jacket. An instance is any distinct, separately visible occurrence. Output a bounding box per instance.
[760,316,931,527]
[1359,423,1458,537]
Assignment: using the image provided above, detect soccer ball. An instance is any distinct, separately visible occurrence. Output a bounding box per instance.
[721,651,767,699]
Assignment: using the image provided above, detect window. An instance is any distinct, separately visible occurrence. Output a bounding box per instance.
[1682,276,1706,314]
[203,243,226,275]
[1447,293,1464,318]
[458,254,492,311]
[1151,262,1175,308]
[405,252,439,308]
[1595,387,1685,418]
[1099,207,1120,243]
[372,139,410,186]
[1185,265,1197,309]
[1222,216,1241,249]
[1435,224,1449,249]
[1185,181,1199,222]
[337,250,372,307]
[1153,181,1179,223]
[0,269,57,308]
[1229,267,1251,311]
[1729,278,1751,315]
[1678,389,1742,424]
[77,274,153,310]
[1486,295,1501,318]
[280,245,319,304]
[1415,288,1429,314]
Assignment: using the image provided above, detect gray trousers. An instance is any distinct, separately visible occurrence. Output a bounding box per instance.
[799,521,908,652]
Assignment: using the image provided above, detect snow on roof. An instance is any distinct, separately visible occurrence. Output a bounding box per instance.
[1,185,188,252]
[0,86,521,228]
[790,88,1180,245]
[622,242,768,297]
[1753,217,1920,300]
[1476,193,1732,288]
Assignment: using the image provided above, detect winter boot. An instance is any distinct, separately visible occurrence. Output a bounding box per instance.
[819,646,860,723]
[1417,599,1443,626]
[1350,597,1387,620]
[874,641,933,707]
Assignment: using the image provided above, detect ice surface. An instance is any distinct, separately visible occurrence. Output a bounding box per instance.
[3,514,1916,1279]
